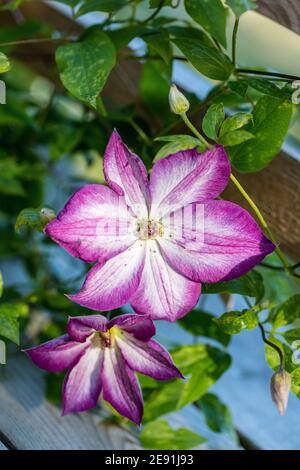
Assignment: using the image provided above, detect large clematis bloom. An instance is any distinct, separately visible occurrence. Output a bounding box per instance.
[24,314,182,424]
[46,130,274,321]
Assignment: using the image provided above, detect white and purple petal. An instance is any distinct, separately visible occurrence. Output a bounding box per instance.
[67,315,108,342]
[129,240,201,321]
[159,200,275,283]
[108,314,155,342]
[116,332,183,380]
[102,346,143,425]
[63,345,104,415]
[45,184,137,263]
[69,241,146,311]
[150,146,230,217]
[104,130,149,218]
[24,335,88,372]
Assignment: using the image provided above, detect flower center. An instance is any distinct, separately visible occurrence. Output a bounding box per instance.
[91,326,122,349]
[137,219,164,240]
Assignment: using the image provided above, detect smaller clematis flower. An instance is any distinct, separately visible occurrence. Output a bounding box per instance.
[24,314,182,425]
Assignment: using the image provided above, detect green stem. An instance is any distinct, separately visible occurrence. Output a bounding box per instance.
[141,0,164,24]
[232,18,239,67]
[258,323,284,372]
[235,68,300,82]
[128,118,152,146]
[181,113,211,148]
[180,114,300,287]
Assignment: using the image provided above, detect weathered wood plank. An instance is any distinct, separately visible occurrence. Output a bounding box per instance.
[258,0,300,35]
[0,355,141,450]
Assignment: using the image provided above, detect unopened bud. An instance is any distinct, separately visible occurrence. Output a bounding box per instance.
[40,207,56,223]
[169,84,190,115]
[270,370,291,416]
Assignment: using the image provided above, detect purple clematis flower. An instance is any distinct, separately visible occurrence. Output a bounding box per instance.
[24,314,182,424]
[46,130,275,321]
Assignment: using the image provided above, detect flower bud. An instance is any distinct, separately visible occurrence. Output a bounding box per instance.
[270,370,291,416]
[169,84,190,115]
[40,207,56,223]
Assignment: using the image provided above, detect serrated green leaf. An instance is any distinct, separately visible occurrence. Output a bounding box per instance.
[202,103,225,140]
[185,0,228,48]
[198,393,238,440]
[226,0,257,17]
[173,37,233,81]
[55,28,116,109]
[140,420,206,450]
[179,310,231,346]
[219,129,255,146]
[0,303,20,344]
[173,344,231,409]
[15,207,55,233]
[154,135,204,160]
[203,270,264,302]
[220,112,252,136]
[229,96,293,172]
[269,295,300,331]
[0,52,10,74]
[217,309,258,334]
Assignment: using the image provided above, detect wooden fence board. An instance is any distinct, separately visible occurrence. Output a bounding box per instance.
[258,0,300,35]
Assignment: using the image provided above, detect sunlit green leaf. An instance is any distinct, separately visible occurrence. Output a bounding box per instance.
[15,207,55,234]
[0,303,21,344]
[202,103,225,140]
[265,334,296,373]
[154,135,204,161]
[220,112,253,136]
[219,129,255,146]
[268,295,300,331]
[229,96,293,172]
[246,77,292,100]
[56,28,116,109]
[0,52,10,74]
[140,420,206,450]
[185,0,229,48]
[217,309,259,334]
[76,0,129,16]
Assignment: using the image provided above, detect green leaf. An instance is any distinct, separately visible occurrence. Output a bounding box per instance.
[150,0,172,7]
[228,80,249,98]
[269,295,300,331]
[140,420,206,450]
[169,25,214,48]
[139,59,171,121]
[219,129,255,146]
[0,52,10,74]
[246,77,292,101]
[76,0,128,16]
[220,112,253,136]
[15,207,55,233]
[55,28,116,109]
[229,96,293,172]
[265,335,296,373]
[107,26,144,49]
[179,310,231,346]
[154,135,204,161]
[217,309,259,335]
[144,30,172,64]
[202,103,225,140]
[143,380,183,422]
[226,0,257,17]
[198,393,237,440]
[173,344,231,408]
[0,303,20,344]
[291,368,300,399]
[282,328,300,345]
[203,270,264,302]
[184,0,229,48]
[173,37,233,81]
